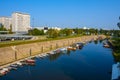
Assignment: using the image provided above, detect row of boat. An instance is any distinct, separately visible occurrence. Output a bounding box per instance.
[67,42,84,50]
[0,42,84,77]
[0,59,35,77]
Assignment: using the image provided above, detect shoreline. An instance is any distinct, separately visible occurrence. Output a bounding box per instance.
[0,35,106,67]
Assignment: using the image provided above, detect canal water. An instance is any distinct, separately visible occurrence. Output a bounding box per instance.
[0,40,114,80]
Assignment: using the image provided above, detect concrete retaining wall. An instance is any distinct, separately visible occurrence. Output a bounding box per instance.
[0,35,106,66]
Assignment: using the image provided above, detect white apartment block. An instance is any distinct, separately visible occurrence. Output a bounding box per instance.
[12,12,30,33]
[0,17,12,30]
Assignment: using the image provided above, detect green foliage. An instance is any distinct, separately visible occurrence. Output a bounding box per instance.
[47,29,59,38]
[89,28,98,35]
[112,38,120,61]
[28,28,44,35]
[63,28,73,36]
[73,28,85,35]
[112,38,120,53]
[8,24,13,34]
[0,24,7,31]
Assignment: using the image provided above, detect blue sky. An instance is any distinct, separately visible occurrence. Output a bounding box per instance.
[0,0,120,29]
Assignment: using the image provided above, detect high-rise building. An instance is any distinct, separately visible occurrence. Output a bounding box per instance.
[12,12,30,33]
[0,17,12,30]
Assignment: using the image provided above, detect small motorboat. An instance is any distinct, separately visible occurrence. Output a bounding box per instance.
[76,43,84,49]
[103,44,110,48]
[16,62,22,66]
[60,48,67,51]
[67,46,76,50]
[0,70,7,76]
[10,64,18,67]
[26,59,35,63]
[0,68,9,76]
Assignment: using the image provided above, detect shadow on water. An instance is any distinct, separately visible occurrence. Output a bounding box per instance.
[48,52,64,61]
[48,47,84,61]
[99,40,103,43]
[94,40,98,44]
[113,54,120,62]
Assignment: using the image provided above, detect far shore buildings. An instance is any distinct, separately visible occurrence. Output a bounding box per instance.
[0,17,12,30]
[33,26,61,33]
[0,12,31,34]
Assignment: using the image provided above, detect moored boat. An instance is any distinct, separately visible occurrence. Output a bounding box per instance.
[0,68,9,76]
[103,44,110,48]
[76,42,84,49]
[26,59,35,63]
[0,70,7,76]
[67,46,76,50]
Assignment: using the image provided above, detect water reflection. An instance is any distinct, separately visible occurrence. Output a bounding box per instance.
[66,50,71,56]
[94,40,98,44]
[0,40,114,80]
[113,55,120,62]
[99,40,103,43]
[48,52,64,61]
[48,47,84,61]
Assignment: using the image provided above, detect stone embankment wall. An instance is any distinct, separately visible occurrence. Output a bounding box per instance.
[0,35,106,66]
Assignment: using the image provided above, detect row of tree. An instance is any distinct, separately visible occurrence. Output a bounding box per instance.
[0,23,119,38]
[28,27,120,38]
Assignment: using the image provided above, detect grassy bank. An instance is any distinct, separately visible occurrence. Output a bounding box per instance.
[0,35,82,48]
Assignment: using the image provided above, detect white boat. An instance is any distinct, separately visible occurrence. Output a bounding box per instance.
[0,67,9,76]
[60,48,67,51]
[111,62,120,80]
[0,70,7,76]
[2,68,9,72]
[49,51,55,54]
[16,62,22,66]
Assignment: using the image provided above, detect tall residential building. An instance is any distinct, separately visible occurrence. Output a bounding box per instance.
[0,17,12,30]
[12,12,30,33]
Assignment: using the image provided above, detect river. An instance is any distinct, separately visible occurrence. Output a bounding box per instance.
[0,40,114,80]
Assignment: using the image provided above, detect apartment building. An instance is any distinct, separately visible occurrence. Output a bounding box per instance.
[12,12,30,33]
[0,17,12,30]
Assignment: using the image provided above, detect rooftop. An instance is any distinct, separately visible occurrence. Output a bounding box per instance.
[13,12,30,15]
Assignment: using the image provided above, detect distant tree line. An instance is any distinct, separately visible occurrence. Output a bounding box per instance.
[0,23,119,37]
[28,27,120,38]
[28,28,44,35]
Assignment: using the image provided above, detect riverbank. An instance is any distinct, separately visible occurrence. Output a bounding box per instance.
[109,38,120,62]
[0,38,113,80]
[0,35,106,66]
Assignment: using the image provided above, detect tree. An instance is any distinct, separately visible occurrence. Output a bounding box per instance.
[65,28,73,36]
[89,28,96,35]
[0,24,7,31]
[8,24,13,34]
[59,28,73,36]
[28,28,44,35]
[117,16,120,29]
[47,29,59,38]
